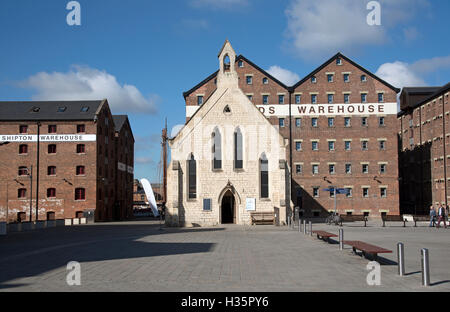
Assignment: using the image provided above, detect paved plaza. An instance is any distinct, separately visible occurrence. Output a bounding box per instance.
[0,220,449,292]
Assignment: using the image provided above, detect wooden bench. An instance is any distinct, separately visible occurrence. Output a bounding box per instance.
[312,230,337,243]
[412,215,429,227]
[343,240,392,261]
[382,215,406,227]
[339,215,368,227]
[251,212,275,225]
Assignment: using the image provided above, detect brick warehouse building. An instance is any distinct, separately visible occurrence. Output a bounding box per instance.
[182,42,401,219]
[398,83,450,215]
[0,100,134,224]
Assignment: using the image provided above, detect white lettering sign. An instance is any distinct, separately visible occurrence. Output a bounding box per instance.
[0,134,96,143]
[186,103,397,118]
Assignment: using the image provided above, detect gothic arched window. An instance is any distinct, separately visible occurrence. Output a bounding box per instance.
[212,128,222,169]
[260,153,269,198]
[234,128,243,169]
[188,154,196,199]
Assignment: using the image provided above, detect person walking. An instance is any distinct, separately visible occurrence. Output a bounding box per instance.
[436,204,447,229]
[429,205,436,227]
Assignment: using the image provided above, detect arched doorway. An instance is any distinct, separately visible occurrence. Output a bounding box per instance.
[221,190,235,224]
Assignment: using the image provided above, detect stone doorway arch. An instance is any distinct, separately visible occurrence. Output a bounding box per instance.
[218,181,241,224]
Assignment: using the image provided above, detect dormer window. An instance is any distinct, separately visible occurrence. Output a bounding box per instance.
[30,106,40,113]
[57,107,67,112]
[81,106,89,112]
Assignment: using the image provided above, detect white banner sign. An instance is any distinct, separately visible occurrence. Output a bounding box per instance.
[186,103,397,118]
[0,134,97,142]
[256,103,397,117]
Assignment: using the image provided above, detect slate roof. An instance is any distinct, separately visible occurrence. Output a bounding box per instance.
[0,100,105,121]
[112,115,128,131]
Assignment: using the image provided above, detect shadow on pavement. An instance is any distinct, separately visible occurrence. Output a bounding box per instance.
[0,221,222,287]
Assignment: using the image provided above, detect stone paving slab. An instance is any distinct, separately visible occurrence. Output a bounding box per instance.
[0,220,449,292]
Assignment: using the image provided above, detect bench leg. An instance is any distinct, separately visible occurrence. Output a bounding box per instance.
[364,220,367,227]
[382,221,385,227]
[403,221,406,227]
[414,221,417,227]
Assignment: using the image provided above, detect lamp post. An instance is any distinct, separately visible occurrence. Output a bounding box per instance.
[28,166,33,222]
[35,122,41,221]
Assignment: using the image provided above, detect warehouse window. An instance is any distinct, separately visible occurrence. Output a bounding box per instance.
[279,118,285,127]
[262,95,269,104]
[19,125,28,133]
[312,164,319,175]
[246,75,253,85]
[311,118,318,127]
[18,166,28,176]
[312,141,319,151]
[296,118,301,127]
[311,94,317,104]
[362,164,369,174]
[188,154,196,199]
[18,188,27,199]
[81,106,89,112]
[313,187,319,198]
[234,128,243,169]
[362,141,368,151]
[76,144,86,154]
[379,117,385,126]
[47,188,56,198]
[363,188,369,198]
[19,144,28,154]
[48,144,56,154]
[278,95,285,104]
[262,77,268,84]
[260,153,269,198]
[344,117,351,127]
[76,166,85,176]
[362,117,368,126]
[197,95,203,105]
[48,166,56,176]
[380,164,386,174]
[361,75,367,82]
[48,125,57,133]
[311,76,317,83]
[380,188,387,198]
[238,60,244,68]
[345,164,352,174]
[77,124,86,133]
[295,164,302,174]
[212,128,222,170]
[75,188,86,200]
[344,94,350,104]
[295,94,301,104]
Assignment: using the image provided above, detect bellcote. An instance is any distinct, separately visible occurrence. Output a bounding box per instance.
[217,39,238,88]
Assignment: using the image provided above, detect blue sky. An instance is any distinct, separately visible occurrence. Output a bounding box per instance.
[1,0,449,182]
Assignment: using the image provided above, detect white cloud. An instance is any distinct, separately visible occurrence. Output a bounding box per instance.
[266,66,300,86]
[20,65,158,114]
[375,55,450,88]
[135,157,154,165]
[375,61,426,89]
[284,0,430,59]
[171,124,184,138]
[189,0,248,9]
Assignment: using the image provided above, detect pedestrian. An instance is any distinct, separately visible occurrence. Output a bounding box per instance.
[446,205,449,222]
[436,204,447,229]
[429,205,436,227]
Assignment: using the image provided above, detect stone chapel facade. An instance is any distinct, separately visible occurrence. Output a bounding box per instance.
[165,41,289,227]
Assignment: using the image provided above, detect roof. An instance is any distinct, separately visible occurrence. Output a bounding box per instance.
[411,83,450,109]
[0,100,105,121]
[183,52,401,99]
[401,87,442,96]
[112,115,127,131]
[182,54,289,99]
[292,52,401,93]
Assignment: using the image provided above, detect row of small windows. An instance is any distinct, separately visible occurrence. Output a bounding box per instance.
[245,93,384,105]
[311,187,387,198]
[199,92,385,106]
[295,163,387,175]
[18,144,87,154]
[294,139,386,152]
[18,166,86,176]
[18,124,86,134]
[17,188,86,200]
[310,72,368,84]
[280,117,385,128]
[245,75,270,85]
